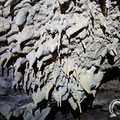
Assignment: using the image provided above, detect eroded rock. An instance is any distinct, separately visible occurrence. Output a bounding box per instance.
[0,0,120,120]
[0,18,11,34]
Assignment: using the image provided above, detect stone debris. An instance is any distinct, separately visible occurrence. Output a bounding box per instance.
[0,0,120,119]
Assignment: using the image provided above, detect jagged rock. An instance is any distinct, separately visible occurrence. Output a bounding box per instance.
[0,77,12,95]
[0,10,2,16]
[0,0,120,120]
[17,25,34,43]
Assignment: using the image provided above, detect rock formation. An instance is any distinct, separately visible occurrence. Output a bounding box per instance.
[0,0,120,119]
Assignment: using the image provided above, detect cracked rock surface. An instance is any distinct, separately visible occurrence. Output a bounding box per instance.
[0,0,120,120]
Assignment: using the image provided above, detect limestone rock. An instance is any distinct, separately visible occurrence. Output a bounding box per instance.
[0,104,12,120]
[0,18,11,34]
[15,8,29,26]
[0,0,120,119]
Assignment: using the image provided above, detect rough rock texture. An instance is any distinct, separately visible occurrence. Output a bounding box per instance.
[0,0,120,120]
[0,68,120,120]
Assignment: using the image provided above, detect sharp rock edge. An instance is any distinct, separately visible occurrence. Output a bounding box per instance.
[0,0,120,119]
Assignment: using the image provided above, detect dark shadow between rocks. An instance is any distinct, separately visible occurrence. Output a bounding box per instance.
[101,67,120,85]
[45,94,95,120]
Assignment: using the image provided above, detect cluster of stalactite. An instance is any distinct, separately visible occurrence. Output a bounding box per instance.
[0,0,120,119]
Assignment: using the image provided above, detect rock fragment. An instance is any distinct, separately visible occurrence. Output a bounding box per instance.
[0,18,11,34]
[15,8,29,26]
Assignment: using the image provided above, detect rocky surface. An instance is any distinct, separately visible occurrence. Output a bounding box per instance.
[0,68,120,120]
[0,0,120,120]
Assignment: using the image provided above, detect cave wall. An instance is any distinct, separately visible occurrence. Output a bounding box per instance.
[0,0,120,120]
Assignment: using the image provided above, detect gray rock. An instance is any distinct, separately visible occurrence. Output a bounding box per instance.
[15,8,29,26]
[12,107,24,117]
[0,10,2,16]
[3,5,10,17]
[0,0,6,3]
[0,18,11,34]
[0,0,120,120]
[93,80,120,109]
[39,107,51,120]
[0,104,12,120]
[16,25,34,43]
[24,112,33,120]
[4,0,20,7]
